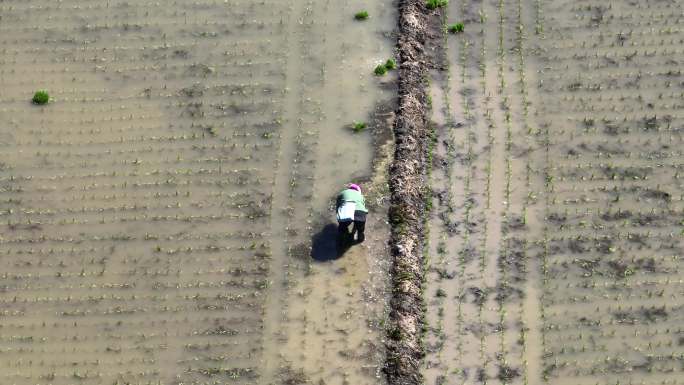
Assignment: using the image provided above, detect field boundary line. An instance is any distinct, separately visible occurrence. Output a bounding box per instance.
[385,1,436,384]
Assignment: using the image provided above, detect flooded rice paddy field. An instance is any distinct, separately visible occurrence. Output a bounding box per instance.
[3,0,684,385]
[425,0,684,385]
[0,1,396,384]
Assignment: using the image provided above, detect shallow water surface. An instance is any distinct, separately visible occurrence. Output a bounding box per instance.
[0,1,396,384]
[424,0,684,385]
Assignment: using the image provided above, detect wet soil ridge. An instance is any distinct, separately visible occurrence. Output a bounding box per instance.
[385,1,432,385]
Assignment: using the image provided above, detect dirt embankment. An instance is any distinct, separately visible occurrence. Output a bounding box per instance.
[385,1,435,385]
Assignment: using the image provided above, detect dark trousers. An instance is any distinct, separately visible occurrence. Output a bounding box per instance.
[353,210,366,243]
[338,211,366,245]
[337,220,353,249]
[352,220,365,243]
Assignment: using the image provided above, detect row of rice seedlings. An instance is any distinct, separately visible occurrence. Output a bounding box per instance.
[561,6,682,28]
[477,3,504,382]
[282,0,321,281]
[9,134,281,168]
[14,108,280,134]
[542,45,684,66]
[568,0,680,13]
[0,0,287,17]
[1,155,273,180]
[472,2,499,382]
[0,9,285,36]
[452,0,480,379]
[534,0,543,35]
[4,190,269,215]
[539,94,552,383]
[545,323,683,353]
[548,35,684,52]
[564,97,684,116]
[512,0,536,383]
[0,33,284,54]
[1,57,287,81]
[494,0,517,383]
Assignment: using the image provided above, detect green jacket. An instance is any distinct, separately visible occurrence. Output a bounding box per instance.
[337,188,368,213]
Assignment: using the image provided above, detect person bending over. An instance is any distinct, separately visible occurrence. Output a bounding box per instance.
[336,183,368,245]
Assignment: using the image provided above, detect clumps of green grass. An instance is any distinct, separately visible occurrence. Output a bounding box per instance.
[352,121,367,133]
[374,64,388,76]
[354,11,369,20]
[448,22,464,33]
[426,0,448,10]
[374,58,397,76]
[32,90,49,105]
[384,58,397,70]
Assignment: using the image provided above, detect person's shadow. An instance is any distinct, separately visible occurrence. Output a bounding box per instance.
[311,222,352,261]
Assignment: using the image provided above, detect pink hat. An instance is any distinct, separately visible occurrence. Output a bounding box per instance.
[348,183,361,192]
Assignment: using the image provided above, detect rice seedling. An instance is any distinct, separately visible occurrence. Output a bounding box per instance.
[447,23,464,33]
[32,90,50,105]
[384,58,397,70]
[354,10,369,20]
[374,64,388,76]
[351,121,367,133]
[426,0,448,10]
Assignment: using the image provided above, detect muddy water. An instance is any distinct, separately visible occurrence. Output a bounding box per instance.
[0,1,395,384]
[425,0,684,385]
[531,1,684,384]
